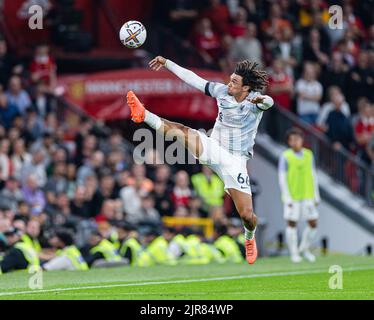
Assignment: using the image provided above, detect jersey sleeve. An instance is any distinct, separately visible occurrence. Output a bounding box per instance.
[205,82,227,98]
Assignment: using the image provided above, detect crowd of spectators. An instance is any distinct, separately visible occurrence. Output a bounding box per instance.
[156,0,374,170]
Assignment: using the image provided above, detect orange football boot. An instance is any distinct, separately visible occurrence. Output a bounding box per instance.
[245,236,258,264]
[126,91,145,123]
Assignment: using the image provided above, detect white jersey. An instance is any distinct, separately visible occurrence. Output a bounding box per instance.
[164,60,274,159]
[205,82,271,159]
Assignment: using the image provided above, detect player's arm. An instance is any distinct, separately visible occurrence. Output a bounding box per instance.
[149,56,208,93]
[250,94,274,111]
[278,154,292,205]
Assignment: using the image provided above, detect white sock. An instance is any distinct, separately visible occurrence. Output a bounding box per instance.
[299,226,317,253]
[244,226,256,240]
[144,110,162,130]
[286,226,299,257]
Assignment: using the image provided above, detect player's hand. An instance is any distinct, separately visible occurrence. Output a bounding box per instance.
[250,95,265,104]
[149,56,167,71]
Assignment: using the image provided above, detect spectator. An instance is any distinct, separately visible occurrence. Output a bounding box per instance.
[136,194,161,225]
[5,76,32,116]
[70,186,92,219]
[241,0,262,27]
[21,174,46,211]
[0,39,13,88]
[120,179,145,224]
[229,7,249,38]
[354,99,374,164]
[165,0,200,39]
[154,164,173,191]
[201,0,230,34]
[88,173,119,217]
[126,163,154,194]
[342,3,366,41]
[0,90,20,129]
[76,150,104,185]
[324,98,355,151]
[45,161,68,201]
[366,132,374,166]
[45,192,73,228]
[364,24,374,51]
[95,199,122,224]
[152,182,174,217]
[266,59,294,111]
[320,51,349,98]
[0,177,23,212]
[347,51,374,112]
[295,62,323,125]
[191,18,222,66]
[229,23,263,67]
[302,28,330,66]
[31,81,56,117]
[23,108,45,142]
[75,134,98,168]
[29,44,57,89]
[0,138,11,186]
[20,148,47,187]
[260,3,292,41]
[171,170,192,209]
[187,194,204,218]
[268,26,301,78]
[317,86,350,129]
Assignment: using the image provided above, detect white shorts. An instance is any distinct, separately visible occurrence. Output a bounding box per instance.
[194,131,252,195]
[283,200,319,222]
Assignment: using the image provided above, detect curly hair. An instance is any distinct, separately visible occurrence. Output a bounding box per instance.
[234,60,268,91]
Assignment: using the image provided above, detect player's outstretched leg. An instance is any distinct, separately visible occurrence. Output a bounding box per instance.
[227,188,257,264]
[126,91,203,158]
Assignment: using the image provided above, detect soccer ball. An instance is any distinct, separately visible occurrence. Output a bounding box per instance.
[119,20,147,49]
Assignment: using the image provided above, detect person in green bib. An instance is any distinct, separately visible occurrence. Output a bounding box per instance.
[213,224,243,263]
[278,128,320,263]
[83,231,123,267]
[191,166,225,215]
[22,219,42,254]
[0,227,40,274]
[42,230,88,271]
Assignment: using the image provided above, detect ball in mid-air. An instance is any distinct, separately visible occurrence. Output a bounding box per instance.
[119,20,147,49]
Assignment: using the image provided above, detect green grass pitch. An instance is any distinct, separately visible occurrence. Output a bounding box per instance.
[1,255,373,300]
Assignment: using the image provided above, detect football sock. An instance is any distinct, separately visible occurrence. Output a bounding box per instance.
[244,226,256,240]
[299,226,317,253]
[144,110,162,130]
[286,226,299,257]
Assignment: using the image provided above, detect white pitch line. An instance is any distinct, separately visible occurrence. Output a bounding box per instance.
[1,265,373,297]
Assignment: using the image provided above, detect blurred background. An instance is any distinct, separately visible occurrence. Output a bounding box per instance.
[0,0,373,270]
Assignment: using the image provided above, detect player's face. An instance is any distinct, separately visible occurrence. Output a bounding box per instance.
[288,134,303,151]
[227,74,249,96]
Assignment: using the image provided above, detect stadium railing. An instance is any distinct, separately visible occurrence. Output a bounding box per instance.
[260,105,374,207]
[162,216,214,239]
